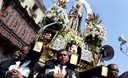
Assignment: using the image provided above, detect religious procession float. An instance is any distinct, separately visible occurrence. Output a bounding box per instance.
[33,0,114,77]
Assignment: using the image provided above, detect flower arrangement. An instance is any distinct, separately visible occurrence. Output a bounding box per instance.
[44,3,69,30]
[83,13,107,47]
[44,3,86,50]
[55,29,85,48]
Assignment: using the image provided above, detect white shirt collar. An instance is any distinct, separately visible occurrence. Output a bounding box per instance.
[9,60,31,77]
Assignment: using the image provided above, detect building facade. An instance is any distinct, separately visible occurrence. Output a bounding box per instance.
[0,0,46,62]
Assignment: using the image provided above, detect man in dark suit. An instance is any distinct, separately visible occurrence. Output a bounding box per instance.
[107,64,119,78]
[0,45,34,78]
[37,49,79,78]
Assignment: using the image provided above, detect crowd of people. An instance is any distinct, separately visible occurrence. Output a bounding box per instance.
[0,45,79,78]
[0,44,127,78]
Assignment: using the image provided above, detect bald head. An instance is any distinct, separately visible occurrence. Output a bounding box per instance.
[107,64,119,78]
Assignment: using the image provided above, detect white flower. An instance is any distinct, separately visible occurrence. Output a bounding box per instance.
[44,3,69,28]
[83,16,107,47]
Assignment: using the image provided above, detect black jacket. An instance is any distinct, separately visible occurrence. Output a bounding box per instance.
[0,59,33,78]
[37,60,79,78]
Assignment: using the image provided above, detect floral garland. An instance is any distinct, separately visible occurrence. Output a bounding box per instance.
[44,3,69,30]
[83,14,107,47]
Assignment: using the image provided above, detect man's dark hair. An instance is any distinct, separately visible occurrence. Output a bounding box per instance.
[107,64,117,69]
